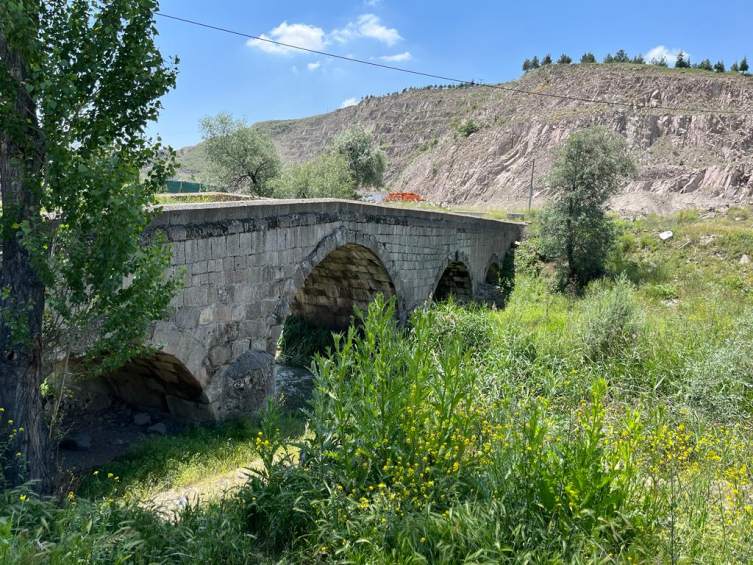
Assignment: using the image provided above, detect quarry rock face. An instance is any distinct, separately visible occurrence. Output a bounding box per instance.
[177,64,753,215]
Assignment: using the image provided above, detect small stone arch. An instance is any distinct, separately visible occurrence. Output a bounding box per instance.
[432,251,474,304]
[103,352,205,415]
[484,254,502,285]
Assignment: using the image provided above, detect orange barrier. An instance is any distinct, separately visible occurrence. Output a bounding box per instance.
[384,192,421,202]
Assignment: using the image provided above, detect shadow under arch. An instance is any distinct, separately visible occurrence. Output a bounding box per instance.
[103,351,203,413]
[277,229,404,338]
[432,251,474,304]
[485,254,502,285]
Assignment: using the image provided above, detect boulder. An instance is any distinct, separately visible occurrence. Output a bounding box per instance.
[133,412,152,426]
[659,230,674,241]
[147,422,167,435]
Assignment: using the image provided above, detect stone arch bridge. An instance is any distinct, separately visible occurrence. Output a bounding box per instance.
[104,200,522,421]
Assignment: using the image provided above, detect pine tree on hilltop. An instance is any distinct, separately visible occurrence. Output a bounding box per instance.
[542,54,552,66]
[741,56,749,73]
[632,54,645,64]
[603,53,615,63]
[698,59,713,71]
[730,61,740,73]
[531,55,541,69]
[580,52,596,63]
[557,54,572,64]
[714,60,726,73]
[675,50,690,68]
[614,49,630,63]
[650,55,668,67]
[522,59,532,72]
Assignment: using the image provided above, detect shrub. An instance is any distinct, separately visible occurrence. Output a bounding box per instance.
[242,298,657,561]
[678,309,753,420]
[578,276,643,360]
[455,118,481,137]
[278,316,338,367]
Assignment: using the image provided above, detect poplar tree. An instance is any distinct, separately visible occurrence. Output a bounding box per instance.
[1,0,178,490]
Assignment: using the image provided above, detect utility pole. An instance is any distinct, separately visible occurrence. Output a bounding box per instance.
[528,159,535,212]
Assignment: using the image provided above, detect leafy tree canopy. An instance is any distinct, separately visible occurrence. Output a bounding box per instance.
[539,128,636,287]
[0,0,179,490]
[580,52,596,64]
[740,56,749,73]
[271,152,357,200]
[199,112,282,197]
[557,54,572,65]
[330,126,387,190]
[541,54,552,66]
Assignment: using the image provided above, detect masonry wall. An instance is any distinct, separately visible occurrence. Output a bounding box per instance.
[122,199,523,421]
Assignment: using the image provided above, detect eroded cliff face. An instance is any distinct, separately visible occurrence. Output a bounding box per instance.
[181,64,753,214]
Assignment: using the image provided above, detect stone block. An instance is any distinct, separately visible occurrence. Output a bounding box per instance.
[217,350,275,419]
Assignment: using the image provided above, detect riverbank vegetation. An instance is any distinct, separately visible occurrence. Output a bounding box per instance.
[3,209,753,563]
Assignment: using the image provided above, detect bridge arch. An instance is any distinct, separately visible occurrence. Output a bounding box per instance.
[271,229,404,347]
[485,254,502,285]
[432,251,474,304]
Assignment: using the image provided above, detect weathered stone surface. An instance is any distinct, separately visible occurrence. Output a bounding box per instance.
[99,200,521,423]
[217,350,275,419]
[147,423,167,435]
[133,413,152,426]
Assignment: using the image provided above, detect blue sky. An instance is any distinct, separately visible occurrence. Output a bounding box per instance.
[151,0,752,148]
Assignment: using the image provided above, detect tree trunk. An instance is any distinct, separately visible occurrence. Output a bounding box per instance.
[0,23,51,493]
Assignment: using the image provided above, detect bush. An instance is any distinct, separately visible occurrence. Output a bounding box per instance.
[278,316,338,367]
[578,276,643,361]
[455,118,481,137]
[678,309,753,420]
[242,298,658,561]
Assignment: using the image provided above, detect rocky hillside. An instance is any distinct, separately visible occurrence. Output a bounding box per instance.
[177,64,753,214]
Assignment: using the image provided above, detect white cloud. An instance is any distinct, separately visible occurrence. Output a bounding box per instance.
[307,61,321,71]
[246,21,326,55]
[340,97,359,109]
[331,14,402,46]
[645,45,690,64]
[364,0,383,6]
[379,51,411,62]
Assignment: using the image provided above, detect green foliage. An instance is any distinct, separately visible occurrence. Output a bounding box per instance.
[243,298,657,561]
[714,60,726,73]
[632,54,646,64]
[271,152,358,200]
[1,0,180,487]
[277,316,338,367]
[731,61,740,72]
[698,59,714,71]
[603,53,615,63]
[650,55,669,67]
[614,49,630,63]
[454,118,481,137]
[541,53,552,65]
[675,50,690,68]
[522,58,532,72]
[580,52,596,63]
[330,125,387,189]
[538,127,637,286]
[740,56,749,73]
[530,55,540,69]
[556,53,572,64]
[578,276,643,361]
[199,112,282,196]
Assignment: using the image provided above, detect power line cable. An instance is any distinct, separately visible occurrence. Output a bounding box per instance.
[155,12,752,116]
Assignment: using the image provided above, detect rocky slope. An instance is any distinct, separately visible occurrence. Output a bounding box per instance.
[177,64,753,214]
